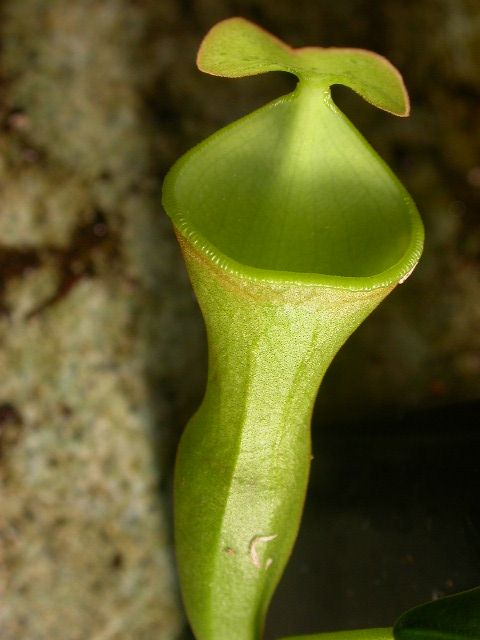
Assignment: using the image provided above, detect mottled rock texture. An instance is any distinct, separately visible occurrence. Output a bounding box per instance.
[0,1,201,638]
[0,0,479,638]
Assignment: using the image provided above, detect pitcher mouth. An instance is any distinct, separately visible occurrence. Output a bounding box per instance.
[163,18,423,292]
[162,92,423,292]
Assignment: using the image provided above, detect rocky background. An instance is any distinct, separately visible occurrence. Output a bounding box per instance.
[0,1,478,639]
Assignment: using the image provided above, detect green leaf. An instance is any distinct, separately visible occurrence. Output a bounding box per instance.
[163,17,423,640]
[394,587,480,640]
[198,17,409,115]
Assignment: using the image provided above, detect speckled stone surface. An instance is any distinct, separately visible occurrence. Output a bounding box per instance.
[0,1,202,638]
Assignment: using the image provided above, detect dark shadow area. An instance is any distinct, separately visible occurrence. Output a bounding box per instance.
[266,401,480,638]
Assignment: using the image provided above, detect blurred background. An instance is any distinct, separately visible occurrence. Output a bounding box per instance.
[0,1,478,639]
